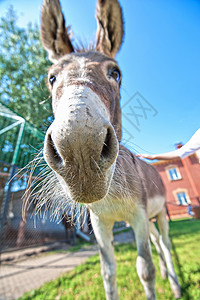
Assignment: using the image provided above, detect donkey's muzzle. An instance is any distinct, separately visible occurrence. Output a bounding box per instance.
[43,86,119,203]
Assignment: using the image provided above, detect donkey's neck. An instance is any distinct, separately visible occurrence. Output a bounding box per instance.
[88,145,140,221]
[88,144,165,222]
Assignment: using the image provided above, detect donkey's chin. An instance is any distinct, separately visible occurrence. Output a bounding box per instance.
[55,166,115,204]
[70,188,109,204]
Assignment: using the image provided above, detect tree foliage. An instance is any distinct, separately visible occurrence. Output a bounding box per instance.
[0,7,52,131]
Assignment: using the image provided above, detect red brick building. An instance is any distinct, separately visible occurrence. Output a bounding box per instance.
[152,144,200,218]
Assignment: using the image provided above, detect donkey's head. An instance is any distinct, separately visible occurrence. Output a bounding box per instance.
[41,0,124,203]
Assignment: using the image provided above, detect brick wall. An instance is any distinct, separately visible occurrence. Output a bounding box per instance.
[152,153,200,218]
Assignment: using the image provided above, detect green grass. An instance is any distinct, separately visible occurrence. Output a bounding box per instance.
[19,219,200,300]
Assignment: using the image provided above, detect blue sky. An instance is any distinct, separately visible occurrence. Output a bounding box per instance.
[0,0,200,156]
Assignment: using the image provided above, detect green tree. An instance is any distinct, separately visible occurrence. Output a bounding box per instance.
[0,6,52,131]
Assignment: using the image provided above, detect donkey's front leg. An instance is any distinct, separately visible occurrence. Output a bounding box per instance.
[130,209,156,300]
[90,211,118,300]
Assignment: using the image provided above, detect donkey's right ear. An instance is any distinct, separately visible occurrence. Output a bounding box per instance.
[95,0,124,58]
[41,0,74,63]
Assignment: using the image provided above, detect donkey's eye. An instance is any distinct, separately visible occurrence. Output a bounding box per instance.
[49,75,56,86]
[108,67,121,83]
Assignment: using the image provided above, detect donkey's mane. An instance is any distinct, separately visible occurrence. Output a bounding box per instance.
[73,39,96,53]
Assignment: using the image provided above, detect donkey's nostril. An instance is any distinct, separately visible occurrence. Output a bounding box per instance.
[44,132,63,166]
[100,126,118,165]
[101,128,112,159]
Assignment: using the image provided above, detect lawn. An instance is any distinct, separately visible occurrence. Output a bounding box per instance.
[19,219,200,300]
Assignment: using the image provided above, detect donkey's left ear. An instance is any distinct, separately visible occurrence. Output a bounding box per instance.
[95,0,124,58]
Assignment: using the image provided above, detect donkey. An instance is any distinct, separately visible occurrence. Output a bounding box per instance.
[40,0,181,299]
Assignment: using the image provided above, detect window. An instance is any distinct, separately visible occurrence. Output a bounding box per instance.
[168,167,181,181]
[177,192,188,205]
[173,188,191,206]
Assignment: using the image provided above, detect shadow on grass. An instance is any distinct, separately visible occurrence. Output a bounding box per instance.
[171,237,191,300]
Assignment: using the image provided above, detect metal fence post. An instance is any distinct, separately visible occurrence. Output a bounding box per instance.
[0,121,25,252]
[0,165,17,252]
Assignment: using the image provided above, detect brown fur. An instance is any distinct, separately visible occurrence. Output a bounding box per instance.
[113,145,165,208]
